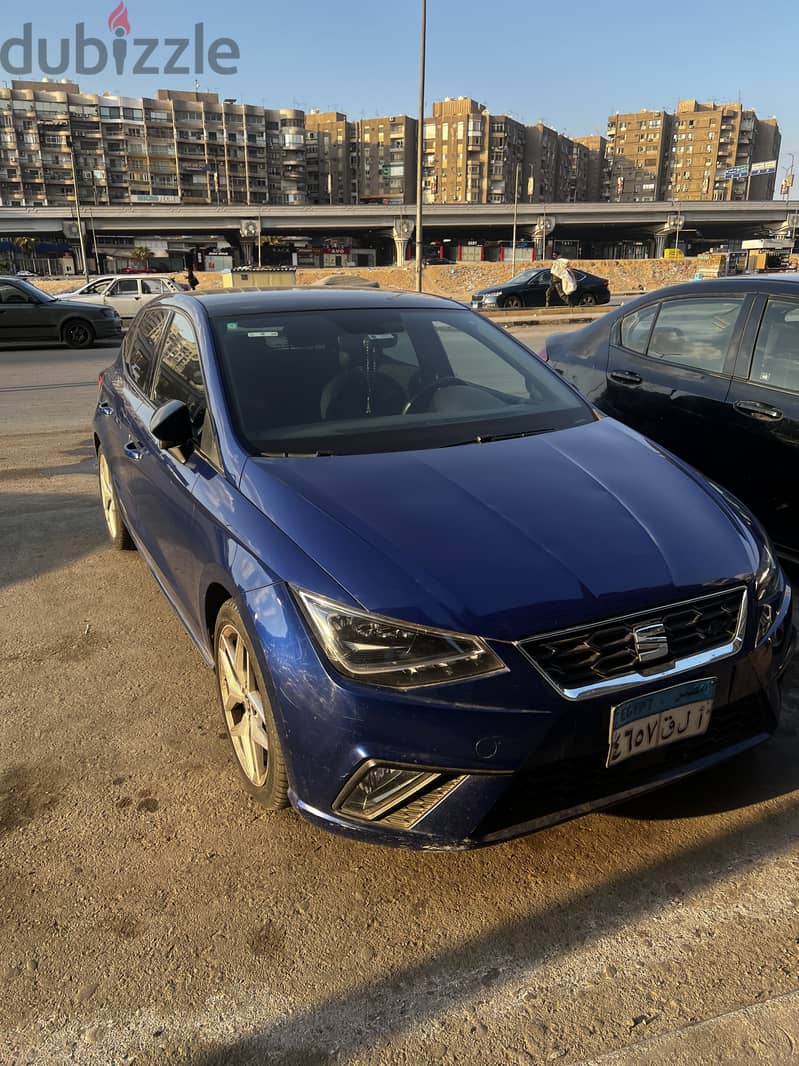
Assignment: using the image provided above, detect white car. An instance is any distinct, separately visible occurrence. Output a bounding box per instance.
[61,274,183,324]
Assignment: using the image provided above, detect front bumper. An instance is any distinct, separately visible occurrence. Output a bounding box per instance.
[243,581,794,850]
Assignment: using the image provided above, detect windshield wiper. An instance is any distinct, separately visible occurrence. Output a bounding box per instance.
[258,449,335,458]
[444,430,540,448]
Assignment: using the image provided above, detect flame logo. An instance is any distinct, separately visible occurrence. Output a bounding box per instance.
[108,2,131,35]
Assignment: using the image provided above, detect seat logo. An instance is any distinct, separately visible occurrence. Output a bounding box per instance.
[632,622,670,664]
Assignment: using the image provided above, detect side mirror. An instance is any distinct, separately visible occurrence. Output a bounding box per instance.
[149,400,194,453]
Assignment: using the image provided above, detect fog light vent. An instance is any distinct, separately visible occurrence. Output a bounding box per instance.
[336,762,465,828]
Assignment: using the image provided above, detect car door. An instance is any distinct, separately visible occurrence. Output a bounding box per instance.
[127,310,219,628]
[0,281,55,341]
[604,292,750,472]
[523,270,549,307]
[726,293,799,553]
[105,307,171,523]
[140,277,171,303]
[104,278,143,322]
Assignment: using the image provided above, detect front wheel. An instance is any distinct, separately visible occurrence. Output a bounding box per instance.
[62,319,95,349]
[98,447,134,550]
[502,295,523,310]
[214,602,289,812]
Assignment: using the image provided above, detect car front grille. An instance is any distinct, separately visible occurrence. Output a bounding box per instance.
[474,692,774,840]
[519,587,746,696]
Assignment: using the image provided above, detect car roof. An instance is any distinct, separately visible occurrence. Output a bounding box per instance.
[186,287,464,318]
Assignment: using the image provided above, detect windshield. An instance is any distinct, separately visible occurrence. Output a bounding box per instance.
[508,269,543,285]
[77,278,114,295]
[212,307,593,456]
[11,278,55,303]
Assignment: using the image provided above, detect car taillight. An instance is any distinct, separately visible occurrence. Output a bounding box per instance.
[537,343,549,362]
[602,279,609,287]
[98,371,104,390]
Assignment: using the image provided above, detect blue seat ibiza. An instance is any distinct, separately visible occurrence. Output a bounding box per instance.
[94,289,794,849]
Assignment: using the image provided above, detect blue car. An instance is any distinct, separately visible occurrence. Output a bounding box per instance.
[94,289,794,849]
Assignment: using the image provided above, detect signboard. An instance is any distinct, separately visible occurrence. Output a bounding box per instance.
[750,160,777,176]
[723,165,749,180]
[131,194,181,204]
[664,248,685,259]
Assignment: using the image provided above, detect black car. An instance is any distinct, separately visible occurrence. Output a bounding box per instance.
[472,267,610,311]
[0,276,122,348]
[544,275,799,560]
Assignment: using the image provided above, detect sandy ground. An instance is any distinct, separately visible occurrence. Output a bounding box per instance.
[2,422,799,1065]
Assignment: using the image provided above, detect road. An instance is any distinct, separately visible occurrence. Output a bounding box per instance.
[2,332,799,1066]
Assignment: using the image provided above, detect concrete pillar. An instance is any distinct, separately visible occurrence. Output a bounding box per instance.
[391,218,415,266]
[654,233,667,258]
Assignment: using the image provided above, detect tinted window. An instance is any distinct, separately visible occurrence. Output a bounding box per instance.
[125,308,168,393]
[212,307,592,456]
[151,313,206,440]
[749,298,799,393]
[109,279,139,295]
[620,303,658,354]
[646,296,745,373]
[0,282,33,304]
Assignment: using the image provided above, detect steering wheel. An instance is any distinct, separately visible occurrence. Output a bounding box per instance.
[403,376,505,415]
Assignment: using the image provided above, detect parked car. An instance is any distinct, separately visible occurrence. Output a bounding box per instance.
[94,289,793,849]
[64,274,183,325]
[472,267,610,310]
[15,269,39,278]
[544,275,799,561]
[0,276,121,348]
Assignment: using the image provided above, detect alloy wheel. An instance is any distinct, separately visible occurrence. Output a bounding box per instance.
[217,623,270,787]
[98,452,119,540]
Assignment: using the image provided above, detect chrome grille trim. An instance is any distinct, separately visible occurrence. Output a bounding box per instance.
[516,587,748,701]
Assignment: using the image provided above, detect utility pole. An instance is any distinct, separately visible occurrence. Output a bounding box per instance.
[510,161,520,275]
[414,0,426,292]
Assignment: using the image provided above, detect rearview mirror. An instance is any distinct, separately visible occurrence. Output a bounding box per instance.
[149,400,193,454]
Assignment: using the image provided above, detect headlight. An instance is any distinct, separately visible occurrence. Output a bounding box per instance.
[755,541,780,602]
[294,589,505,689]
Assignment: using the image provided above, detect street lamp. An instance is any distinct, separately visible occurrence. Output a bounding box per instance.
[39,119,89,280]
[510,161,521,274]
[414,0,426,292]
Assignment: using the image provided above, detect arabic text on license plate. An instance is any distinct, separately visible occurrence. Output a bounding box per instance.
[607,678,716,767]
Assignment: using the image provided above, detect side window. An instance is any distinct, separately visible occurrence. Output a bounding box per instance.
[151,313,207,441]
[433,320,528,398]
[646,296,746,373]
[620,303,658,354]
[124,308,168,393]
[109,279,140,296]
[0,283,32,304]
[142,278,166,294]
[749,298,799,393]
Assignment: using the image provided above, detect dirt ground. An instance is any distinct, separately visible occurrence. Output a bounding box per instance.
[2,427,799,1066]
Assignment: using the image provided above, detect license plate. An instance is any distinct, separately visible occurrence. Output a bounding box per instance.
[607,678,716,767]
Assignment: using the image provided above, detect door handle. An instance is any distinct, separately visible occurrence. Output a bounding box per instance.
[97,402,113,416]
[734,400,783,422]
[609,370,642,387]
[124,440,145,460]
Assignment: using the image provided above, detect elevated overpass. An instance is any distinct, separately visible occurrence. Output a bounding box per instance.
[1,200,796,260]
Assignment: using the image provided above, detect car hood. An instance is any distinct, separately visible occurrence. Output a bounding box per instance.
[239,418,757,641]
[473,284,511,297]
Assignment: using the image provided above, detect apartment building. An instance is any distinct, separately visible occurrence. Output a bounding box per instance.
[356,115,417,204]
[421,98,525,205]
[573,135,607,201]
[305,111,353,205]
[0,80,307,208]
[666,100,781,201]
[605,110,672,202]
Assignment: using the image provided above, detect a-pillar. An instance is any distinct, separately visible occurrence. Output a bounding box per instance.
[391,218,415,266]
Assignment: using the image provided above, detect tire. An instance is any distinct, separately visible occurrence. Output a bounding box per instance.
[503,295,523,310]
[62,318,95,349]
[577,293,597,307]
[214,601,289,812]
[97,447,134,551]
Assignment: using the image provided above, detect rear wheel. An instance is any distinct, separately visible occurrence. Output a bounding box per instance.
[503,295,523,310]
[577,292,597,307]
[62,319,95,349]
[97,447,133,550]
[214,601,289,812]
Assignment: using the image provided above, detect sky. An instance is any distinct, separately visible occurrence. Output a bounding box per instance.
[1,0,795,186]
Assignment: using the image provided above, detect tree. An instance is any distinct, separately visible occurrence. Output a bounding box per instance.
[129,246,154,270]
[14,236,36,272]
